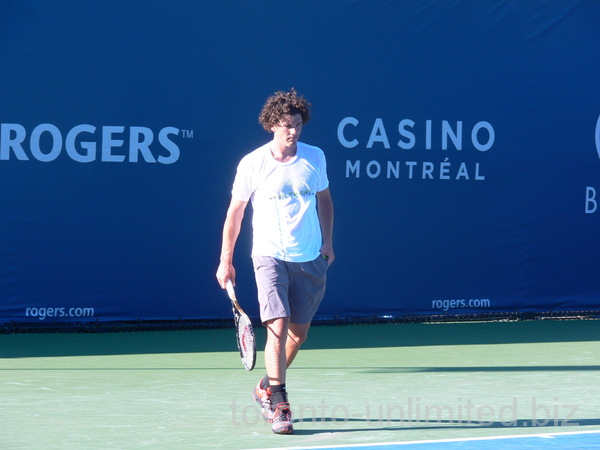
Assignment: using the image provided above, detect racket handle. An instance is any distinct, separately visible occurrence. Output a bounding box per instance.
[225,279,236,300]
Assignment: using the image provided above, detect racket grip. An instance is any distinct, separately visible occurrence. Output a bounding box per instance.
[225,279,236,300]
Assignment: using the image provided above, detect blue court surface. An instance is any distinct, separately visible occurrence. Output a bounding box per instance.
[263,430,600,450]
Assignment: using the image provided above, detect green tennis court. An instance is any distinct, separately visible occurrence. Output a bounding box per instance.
[2,319,600,449]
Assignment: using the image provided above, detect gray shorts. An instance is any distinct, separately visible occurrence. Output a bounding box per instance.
[252,255,329,325]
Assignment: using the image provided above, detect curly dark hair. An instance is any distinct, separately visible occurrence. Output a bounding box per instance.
[258,88,311,132]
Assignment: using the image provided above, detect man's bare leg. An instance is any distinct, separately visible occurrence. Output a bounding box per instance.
[286,322,310,368]
[264,317,294,433]
[264,317,289,386]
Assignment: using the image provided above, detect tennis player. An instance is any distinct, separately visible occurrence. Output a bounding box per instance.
[216,88,334,434]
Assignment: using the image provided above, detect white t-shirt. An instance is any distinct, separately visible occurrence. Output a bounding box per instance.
[232,142,329,262]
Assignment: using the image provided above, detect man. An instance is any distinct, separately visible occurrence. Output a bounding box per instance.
[216,88,334,434]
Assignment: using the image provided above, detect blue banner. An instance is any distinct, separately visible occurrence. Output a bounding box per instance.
[1,1,599,324]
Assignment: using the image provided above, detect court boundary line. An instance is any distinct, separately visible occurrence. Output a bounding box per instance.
[255,429,600,450]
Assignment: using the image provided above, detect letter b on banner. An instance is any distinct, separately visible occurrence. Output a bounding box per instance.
[586,187,597,214]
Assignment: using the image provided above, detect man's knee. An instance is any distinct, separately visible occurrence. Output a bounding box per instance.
[266,317,290,341]
[288,324,310,346]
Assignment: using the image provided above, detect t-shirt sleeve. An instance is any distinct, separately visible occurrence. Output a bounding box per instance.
[231,157,253,201]
[317,150,329,192]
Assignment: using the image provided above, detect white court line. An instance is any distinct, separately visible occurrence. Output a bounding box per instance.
[253,429,600,450]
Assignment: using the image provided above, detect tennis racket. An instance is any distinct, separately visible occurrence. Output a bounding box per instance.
[225,279,256,371]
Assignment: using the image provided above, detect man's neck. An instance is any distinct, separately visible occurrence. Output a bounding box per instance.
[270,142,297,163]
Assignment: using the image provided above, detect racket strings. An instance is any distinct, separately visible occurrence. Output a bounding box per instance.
[237,315,256,370]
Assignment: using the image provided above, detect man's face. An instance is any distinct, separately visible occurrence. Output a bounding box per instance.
[271,113,303,148]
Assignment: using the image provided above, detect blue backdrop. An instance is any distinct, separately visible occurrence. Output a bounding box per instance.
[1,1,599,324]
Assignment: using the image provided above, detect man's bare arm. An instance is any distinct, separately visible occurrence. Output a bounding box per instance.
[216,197,248,288]
[316,187,334,264]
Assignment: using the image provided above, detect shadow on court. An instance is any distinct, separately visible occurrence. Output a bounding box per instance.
[1,319,599,358]
[359,365,600,373]
[289,417,600,436]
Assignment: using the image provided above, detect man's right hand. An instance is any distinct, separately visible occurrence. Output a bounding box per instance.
[216,263,235,289]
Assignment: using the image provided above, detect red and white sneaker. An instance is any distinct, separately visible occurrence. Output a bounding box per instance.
[271,402,293,434]
[252,380,273,422]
